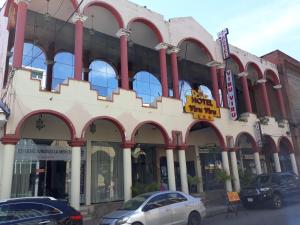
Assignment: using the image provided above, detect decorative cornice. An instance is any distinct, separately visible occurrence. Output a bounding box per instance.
[71,13,88,23]
[273,84,282,89]
[167,46,180,54]
[164,144,176,150]
[237,72,248,78]
[256,79,267,84]
[1,135,19,145]
[155,42,169,51]
[116,28,131,38]
[68,138,86,147]
[121,141,135,149]
[206,60,223,67]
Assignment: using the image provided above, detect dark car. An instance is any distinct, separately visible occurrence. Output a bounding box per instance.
[241,172,300,209]
[0,197,82,225]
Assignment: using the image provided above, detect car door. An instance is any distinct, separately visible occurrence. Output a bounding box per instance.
[3,202,58,225]
[166,193,188,225]
[143,193,173,225]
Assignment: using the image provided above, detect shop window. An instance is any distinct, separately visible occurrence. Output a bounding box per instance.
[91,142,124,203]
[89,60,118,97]
[133,71,162,104]
[52,52,74,90]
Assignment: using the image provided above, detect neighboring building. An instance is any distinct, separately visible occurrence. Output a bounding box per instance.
[0,0,298,214]
[262,50,300,169]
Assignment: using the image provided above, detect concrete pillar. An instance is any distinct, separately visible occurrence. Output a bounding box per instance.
[166,149,176,191]
[12,0,30,68]
[254,152,262,175]
[0,142,17,199]
[70,146,81,210]
[116,28,130,90]
[195,148,203,192]
[290,153,298,175]
[72,13,87,81]
[178,149,189,194]
[123,145,132,201]
[230,151,240,192]
[273,152,281,172]
[221,151,233,192]
[211,66,221,107]
[169,47,180,99]
[240,74,253,113]
[156,43,168,97]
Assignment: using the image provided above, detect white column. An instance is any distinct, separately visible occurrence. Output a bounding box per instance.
[230,151,240,192]
[254,152,262,175]
[221,151,232,192]
[273,153,281,172]
[178,149,189,194]
[290,153,299,175]
[195,148,203,192]
[123,147,132,201]
[166,149,176,191]
[85,141,92,205]
[70,146,81,210]
[0,144,16,200]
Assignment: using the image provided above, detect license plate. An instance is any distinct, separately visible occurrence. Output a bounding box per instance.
[247,198,254,202]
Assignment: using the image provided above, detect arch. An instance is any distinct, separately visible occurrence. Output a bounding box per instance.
[83,1,125,28]
[264,69,280,85]
[185,120,225,148]
[245,62,263,79]
[235,132,259,152]
[128,17,163,43]
[278,136,294,153]
[21,42,47,70]
[15,110,76,140]
[262,134,278,153]
[177,37,213,61]
[230,54,245,73]
[131,121,170,146]
[133,71,162,104]
[81,116,126,144]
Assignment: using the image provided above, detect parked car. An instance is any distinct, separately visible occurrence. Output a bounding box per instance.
[240,172,300,209]
[99,191,206,225]
[0,197,82,225]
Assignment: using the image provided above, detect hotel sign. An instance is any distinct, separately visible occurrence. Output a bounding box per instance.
[184,90,221,121]
[218,28,230,60]
[226,70,237,120]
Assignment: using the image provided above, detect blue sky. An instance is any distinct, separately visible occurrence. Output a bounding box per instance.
[131,0,300,61]
[1,0,299,61]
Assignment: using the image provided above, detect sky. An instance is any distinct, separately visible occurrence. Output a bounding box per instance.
[1,0,299,61]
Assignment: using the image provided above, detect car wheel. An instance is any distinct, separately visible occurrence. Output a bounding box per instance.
[271,194,282,209]
[188,211,201,225]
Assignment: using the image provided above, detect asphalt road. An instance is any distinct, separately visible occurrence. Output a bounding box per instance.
[203,201,300,225]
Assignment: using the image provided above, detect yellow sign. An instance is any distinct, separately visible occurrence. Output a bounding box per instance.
[227,192,240,202]
[184,90,221,121]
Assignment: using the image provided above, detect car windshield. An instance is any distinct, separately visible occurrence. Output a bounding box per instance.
[250,175,270,186]
[120,193,153,210]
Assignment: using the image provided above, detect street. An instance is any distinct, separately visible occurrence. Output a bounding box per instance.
[203,202,300,225]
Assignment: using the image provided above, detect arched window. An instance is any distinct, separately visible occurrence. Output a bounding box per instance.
[89,60,118,97]
[52,52,74,90]
[133,71,162,104]
[199,85,213,100]
[179,80,191,104]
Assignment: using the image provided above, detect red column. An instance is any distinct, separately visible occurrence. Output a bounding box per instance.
[219,68,227,108]
[240,75,253,113]
[170,49,179,99]
[120,34,129,90]
[12,0,29,68]
[275,87,287,119]
[211,66,220,107]
[158,44,168,97]
[74,15,85,81]
[46,43,55,91]
[259,81,271,117]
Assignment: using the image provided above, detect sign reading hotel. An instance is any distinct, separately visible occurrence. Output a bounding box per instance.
[184,90,221,121]
[218,28,230,60]
[226,70,237,120]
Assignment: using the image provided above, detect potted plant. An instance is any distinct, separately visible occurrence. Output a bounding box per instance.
[187,175,201,193]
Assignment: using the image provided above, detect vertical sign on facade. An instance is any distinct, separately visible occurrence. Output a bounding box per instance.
[218,28,230,60]
[0,16,9,89]
[254,121,263,148]
[226,70,237,120]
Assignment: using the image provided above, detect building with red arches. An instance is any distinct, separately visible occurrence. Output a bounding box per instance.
[0,0,298,215]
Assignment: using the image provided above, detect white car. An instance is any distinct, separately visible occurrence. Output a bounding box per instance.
[99,191,206,225]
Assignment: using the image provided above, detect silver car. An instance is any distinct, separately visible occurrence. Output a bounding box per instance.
[99,191,206,225]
